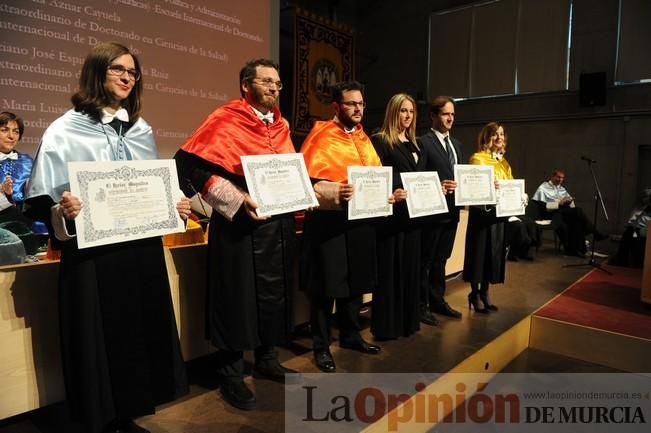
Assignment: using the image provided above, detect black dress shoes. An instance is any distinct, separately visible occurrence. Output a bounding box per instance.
[220,379,257,410]
[420,309,440,326]
[432,301,462,319]
[314,350,336,372]
[339,338,381,355]
[254,360,302,384]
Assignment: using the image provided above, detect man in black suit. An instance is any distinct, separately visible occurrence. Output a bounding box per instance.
[417,96,463,325]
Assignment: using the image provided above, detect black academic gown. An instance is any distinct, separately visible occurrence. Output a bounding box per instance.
[175,149,295,351]
[370,134,425,339]
[25,117,188,433]
[462,206,507,284]
[57,236,189,431]
[462,153,508,285]
[300,207,377,298]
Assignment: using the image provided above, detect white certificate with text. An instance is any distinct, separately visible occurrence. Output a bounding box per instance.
[454,164,496,206]
[68,159,185,249]
[241,153,318,217]
[496,179,526,217]
[347,166,393,220]
[400,171,448,218]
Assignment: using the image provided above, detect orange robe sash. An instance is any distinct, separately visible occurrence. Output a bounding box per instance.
[180,98,294,176]
[301,120,381,183]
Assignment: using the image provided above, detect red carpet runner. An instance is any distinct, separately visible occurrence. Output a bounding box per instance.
[535,265,651,339]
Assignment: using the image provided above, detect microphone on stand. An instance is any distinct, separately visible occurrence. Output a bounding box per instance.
[580,155,597,163]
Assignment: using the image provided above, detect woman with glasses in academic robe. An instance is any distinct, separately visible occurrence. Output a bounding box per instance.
[25,42,189,433]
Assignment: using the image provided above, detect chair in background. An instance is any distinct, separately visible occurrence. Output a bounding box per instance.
[526,199,560,252]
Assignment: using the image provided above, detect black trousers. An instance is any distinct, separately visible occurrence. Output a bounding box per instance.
[310,293,363,352]
[420,220,457,309]
[506,215,538,257]
[550,207,594,254]
[217,345,278,382]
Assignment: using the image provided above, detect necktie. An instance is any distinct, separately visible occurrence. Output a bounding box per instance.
[444,136,455,166]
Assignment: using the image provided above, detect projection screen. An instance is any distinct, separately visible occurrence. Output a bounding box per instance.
[0,0,278,157]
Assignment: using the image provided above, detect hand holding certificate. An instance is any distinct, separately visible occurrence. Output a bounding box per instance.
[68,159,186,249]
[454,164,496,206]
[241,153,318,217]
[347,166,393,220]
[400,171,448,218]
[496,179,526,217]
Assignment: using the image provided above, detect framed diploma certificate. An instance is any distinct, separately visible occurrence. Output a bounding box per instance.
[496,179,526,217]
[241,153,318,217]
[347,166,393,220]
[400,171,448,218]
[68,159,186,249]
[454,164,496,206]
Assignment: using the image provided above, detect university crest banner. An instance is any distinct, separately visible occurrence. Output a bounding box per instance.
[293,10,354,134]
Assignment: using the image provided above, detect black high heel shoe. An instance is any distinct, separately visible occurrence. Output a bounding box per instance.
[479,292,498,311]
[468,293,490,314]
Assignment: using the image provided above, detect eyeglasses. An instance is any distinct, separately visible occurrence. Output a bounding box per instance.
[252,78,283,90]
[340,101,366,108]
[107,64,141,81]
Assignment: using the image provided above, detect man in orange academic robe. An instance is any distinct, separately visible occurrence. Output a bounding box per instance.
[300,80,384,373]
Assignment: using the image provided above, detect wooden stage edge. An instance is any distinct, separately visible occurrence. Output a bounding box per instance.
[362,282,650,433]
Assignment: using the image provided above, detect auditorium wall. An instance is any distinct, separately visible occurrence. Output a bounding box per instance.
[282,0,651,233]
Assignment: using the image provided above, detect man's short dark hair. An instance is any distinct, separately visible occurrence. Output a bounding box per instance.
[330,80,365,103]
[430,95,455,115]
[239,58,279,97]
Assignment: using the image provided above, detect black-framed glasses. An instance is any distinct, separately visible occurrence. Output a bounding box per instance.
[340,101,366,108]
[252,77,283,90]
[107,64,141,81]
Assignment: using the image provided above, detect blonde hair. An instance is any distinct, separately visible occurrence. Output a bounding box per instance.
[377,93,417,148]
[477,121,507,152]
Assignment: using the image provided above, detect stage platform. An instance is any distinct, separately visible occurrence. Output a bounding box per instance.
[2,242,649,433]
[363,264,651,433]
[530,265,651,372]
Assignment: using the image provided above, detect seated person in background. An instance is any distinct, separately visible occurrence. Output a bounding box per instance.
[532,169,606,256]
[610,187,650,268]
[0,112,33,224]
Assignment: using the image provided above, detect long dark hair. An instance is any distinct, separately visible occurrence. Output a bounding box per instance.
[71,42,142,122]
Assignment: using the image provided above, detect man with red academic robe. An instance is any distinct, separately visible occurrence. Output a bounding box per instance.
[300,80,385,373]
[175,59,299,411]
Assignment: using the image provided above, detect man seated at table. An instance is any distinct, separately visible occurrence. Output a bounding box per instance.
[532,169,607,256]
